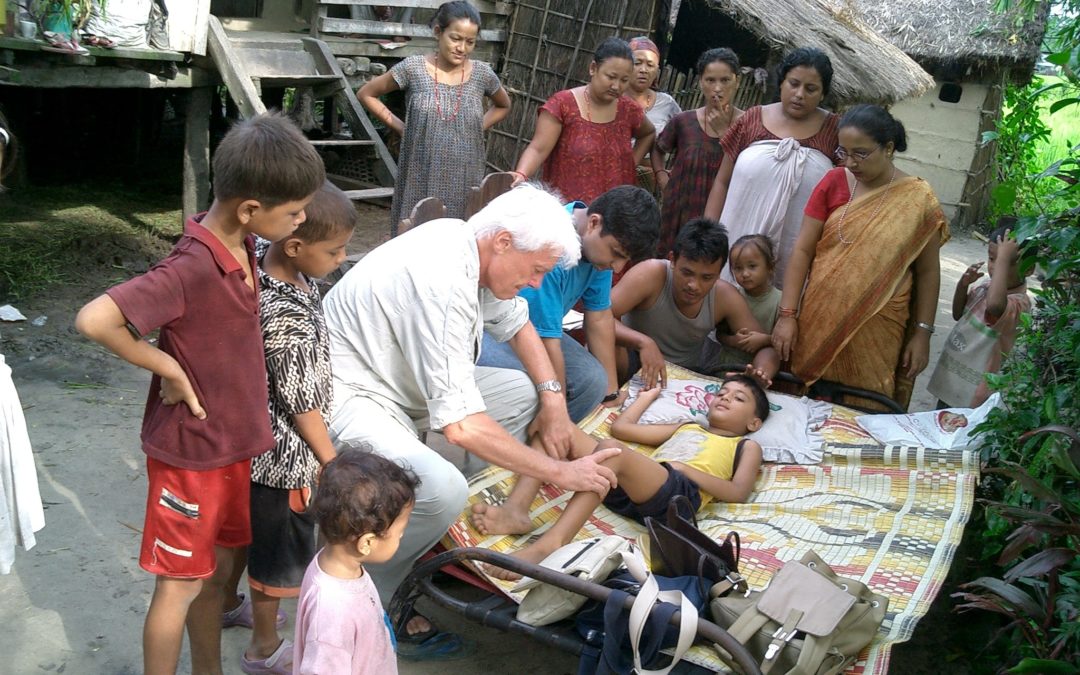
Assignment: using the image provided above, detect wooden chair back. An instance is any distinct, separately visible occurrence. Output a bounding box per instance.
[464,172,516,219]
[397,196,447,235]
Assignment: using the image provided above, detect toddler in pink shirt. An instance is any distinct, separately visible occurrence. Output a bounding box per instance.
[293,451,417,674]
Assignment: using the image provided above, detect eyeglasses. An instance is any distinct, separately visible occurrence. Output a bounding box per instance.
[834,145,882,162]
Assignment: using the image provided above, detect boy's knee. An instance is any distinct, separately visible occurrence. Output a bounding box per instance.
[154,575,204,603]
[593,438,628,458]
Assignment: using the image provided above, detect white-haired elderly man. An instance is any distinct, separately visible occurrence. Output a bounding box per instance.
[322,184,621,645]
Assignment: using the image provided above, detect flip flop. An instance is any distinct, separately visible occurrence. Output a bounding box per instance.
[395,608,476,661]
[397,631,477,661]
[41,31,88,55]
[83,34,117,48]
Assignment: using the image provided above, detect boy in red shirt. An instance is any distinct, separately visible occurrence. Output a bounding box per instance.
[75,112,325,675]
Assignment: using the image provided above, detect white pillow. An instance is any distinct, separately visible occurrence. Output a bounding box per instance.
[624,375,829,464]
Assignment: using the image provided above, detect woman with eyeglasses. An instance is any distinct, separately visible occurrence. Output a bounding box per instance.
[702,47,840,286]
[771,104,949,411]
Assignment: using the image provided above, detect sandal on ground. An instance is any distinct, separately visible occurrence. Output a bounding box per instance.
[396,609,477,661]
[240,638,292,675]
[40,31,88,55]
[82,34,117,48]
[222,592,288,630]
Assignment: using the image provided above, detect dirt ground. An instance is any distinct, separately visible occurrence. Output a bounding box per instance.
[0,197,992,674]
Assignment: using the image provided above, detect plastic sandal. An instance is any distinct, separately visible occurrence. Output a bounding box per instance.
[240,638,292,675]
[397,631,477,661]
[222,593,288,630]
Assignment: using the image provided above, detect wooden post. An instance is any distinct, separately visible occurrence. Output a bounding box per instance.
[182,86,212,223]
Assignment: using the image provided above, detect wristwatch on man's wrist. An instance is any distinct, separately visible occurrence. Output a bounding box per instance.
[535,379,563,394]
[602,391,620,403]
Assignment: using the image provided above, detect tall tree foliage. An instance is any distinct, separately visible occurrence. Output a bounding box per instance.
[960,1,1080,670]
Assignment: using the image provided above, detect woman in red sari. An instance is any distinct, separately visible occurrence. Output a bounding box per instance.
[512,37,655,203]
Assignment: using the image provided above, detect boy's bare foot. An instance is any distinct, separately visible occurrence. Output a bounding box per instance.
[470,502,534,536]
[483,539,563,581]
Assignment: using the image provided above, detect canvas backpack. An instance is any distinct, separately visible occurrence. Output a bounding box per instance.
[709,551,888,675]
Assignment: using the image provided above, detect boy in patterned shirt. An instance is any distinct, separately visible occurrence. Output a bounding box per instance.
[233,180,358,674]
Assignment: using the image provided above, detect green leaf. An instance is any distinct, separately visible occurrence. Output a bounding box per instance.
[992,183,1019,212]
[1048,97,1080,115]
[1005,657,1080,674]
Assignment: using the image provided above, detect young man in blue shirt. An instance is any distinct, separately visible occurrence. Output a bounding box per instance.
[479,185,660,421]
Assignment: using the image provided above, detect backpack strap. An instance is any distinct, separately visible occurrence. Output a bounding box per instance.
[760,609,803,675]
[787,633,850,675]
[724,601,773,646]
[629,574,699,675]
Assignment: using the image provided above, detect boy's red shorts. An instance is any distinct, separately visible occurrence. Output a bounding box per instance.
[139,456,252,579]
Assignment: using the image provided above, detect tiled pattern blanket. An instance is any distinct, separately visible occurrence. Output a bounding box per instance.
[444,364,978,674]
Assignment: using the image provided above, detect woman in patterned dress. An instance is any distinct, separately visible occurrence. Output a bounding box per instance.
[357,1,511,228]
[650,48,743,257]
[703,48,840,286]
[511,37,655,204]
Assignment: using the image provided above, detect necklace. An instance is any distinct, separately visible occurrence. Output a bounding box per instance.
[637,89,655,112]
[433,55,466,122]
[837,167,896,245]
[583,86,593,122]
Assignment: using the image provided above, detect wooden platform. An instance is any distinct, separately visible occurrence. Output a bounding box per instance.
[0,36,210,88]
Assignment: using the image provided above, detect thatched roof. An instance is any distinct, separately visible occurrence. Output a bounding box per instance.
[848,0,1048,82]
[701,0,935,104]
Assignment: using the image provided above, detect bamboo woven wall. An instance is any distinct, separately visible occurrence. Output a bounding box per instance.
[487,0,657,171]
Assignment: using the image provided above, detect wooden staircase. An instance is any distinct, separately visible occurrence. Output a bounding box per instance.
[205,16,396,203]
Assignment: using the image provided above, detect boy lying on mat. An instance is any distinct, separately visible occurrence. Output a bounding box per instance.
[471,374,768,580]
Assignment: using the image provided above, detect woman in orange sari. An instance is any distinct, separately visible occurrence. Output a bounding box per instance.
[771,105,948,410]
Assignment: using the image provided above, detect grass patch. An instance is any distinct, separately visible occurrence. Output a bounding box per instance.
[0,182,181,301]
[1034,75,1080,167]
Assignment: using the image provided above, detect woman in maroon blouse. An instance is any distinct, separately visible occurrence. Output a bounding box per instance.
[703,48,840,287]
[512,37,655,204]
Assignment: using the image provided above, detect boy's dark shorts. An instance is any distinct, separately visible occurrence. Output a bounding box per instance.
[602,463,702,523]
[248,483,317,598]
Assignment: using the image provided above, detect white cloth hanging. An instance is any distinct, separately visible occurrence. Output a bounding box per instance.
[0,353,45,574]
[719,138,833,287]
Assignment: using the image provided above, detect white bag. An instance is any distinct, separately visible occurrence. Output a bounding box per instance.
[513,536,634,626]
[855,393,1001,451]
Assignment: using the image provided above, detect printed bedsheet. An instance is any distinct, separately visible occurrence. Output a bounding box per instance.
[443,363,978,673]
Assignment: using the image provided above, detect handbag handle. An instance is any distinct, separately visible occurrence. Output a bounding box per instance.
[628,573,699,675]
[667,494,698,528]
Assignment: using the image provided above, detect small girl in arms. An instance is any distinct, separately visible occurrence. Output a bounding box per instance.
[293,450,419,675]
[707,234,782,369]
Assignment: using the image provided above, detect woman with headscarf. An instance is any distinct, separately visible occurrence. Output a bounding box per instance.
[625,36,681,194]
